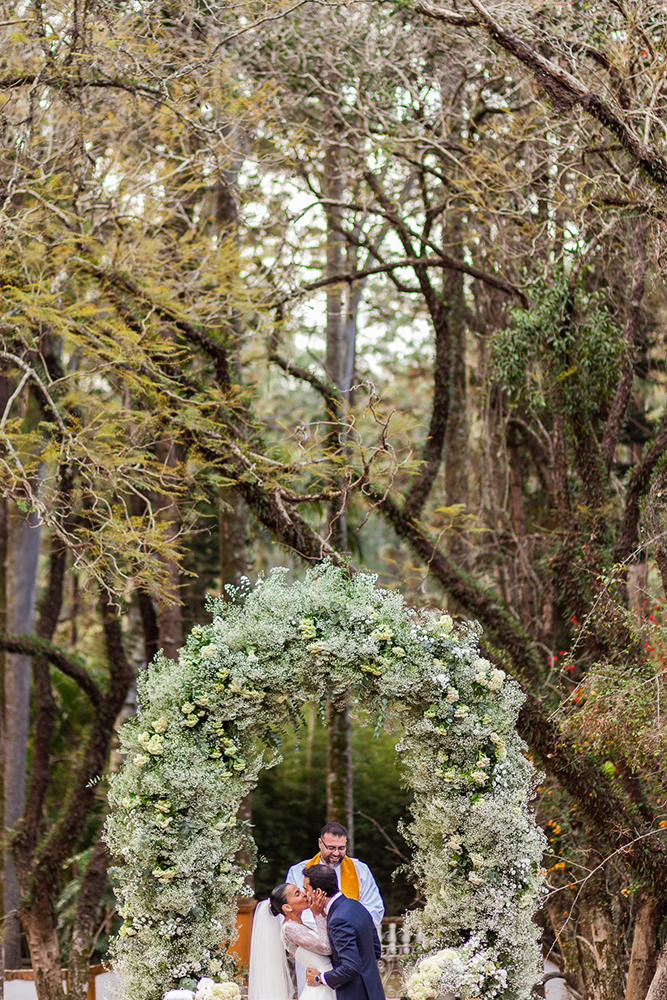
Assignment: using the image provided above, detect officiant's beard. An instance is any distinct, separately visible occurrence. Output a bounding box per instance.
[324,855,342,868]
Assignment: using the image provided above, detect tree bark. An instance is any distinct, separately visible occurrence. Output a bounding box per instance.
[219,487,247,596]
[323,142,348,553]
[155,436,183,660]
[326,701,354,852]
[626,893,660,1000]
[67,837,109,1000]
[5,501,41,968]
[0,488,6,995]
[645,941,667,1000]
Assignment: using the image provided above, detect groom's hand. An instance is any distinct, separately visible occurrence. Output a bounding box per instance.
[305,969,320,987]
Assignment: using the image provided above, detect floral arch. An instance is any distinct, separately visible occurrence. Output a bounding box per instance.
[105,564,546,1000]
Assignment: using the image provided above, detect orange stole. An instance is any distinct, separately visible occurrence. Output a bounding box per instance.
[306,853,360,899]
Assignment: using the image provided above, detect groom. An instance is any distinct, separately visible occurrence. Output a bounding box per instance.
[303,864,385,1000]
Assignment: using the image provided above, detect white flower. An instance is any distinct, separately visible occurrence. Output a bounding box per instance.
[246,651,258,663]
[184,716,199,727]
[472,657,491,673]
[435,615,453,633]
[370,626,393,641]
[445,686,459,703]
[477,754,490,768]
[133,754,150,766]
[488,668,506,691]
[469,852,484,867]
[447,838,462,852]
[299,618,317,639]
[392,646,406,658]
[454,705,470,719]
[152,717,169,733]
[181,702,196,715]
[200,645,217,659]
[146,734,164,755]
[468,872,483,886]
[470,770,487,784]
[195,696,209,707]
[152,868,175,883]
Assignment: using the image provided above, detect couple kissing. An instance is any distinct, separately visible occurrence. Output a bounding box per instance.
[248,863,385,1000]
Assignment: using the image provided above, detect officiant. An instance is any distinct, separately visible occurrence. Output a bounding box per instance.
[285,822,384,994]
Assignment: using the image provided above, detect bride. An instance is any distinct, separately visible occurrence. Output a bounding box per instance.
[248,883,334,1000]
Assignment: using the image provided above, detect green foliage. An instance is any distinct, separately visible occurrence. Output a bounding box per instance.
[490,272,627,418]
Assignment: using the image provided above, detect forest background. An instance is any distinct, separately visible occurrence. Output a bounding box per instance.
[2,1,667,1000]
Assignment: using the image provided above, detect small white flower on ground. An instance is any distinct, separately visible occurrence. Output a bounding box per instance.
[454,705,470,719]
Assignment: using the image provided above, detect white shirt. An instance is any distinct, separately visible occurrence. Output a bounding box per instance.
[320,893,343,987]
[325,891,343,914]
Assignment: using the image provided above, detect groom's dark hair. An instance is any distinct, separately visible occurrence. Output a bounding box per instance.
[304,863,338,896]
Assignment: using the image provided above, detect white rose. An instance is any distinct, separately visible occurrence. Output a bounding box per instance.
[454,705,470,719]
[488,669,506,691]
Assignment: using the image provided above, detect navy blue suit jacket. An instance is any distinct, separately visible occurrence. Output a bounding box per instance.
[324,895,385,1000]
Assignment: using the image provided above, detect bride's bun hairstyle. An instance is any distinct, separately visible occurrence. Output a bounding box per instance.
[269,883,290,917]
[303,863,338,897]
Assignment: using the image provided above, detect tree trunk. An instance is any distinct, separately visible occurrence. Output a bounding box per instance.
[219,487,247,596]
[323,142,347,553]
[646,942,667,1000]
[326,701,353,852]
[5,501,42,968]
[155,436,183,660]
[22,906,62,1000]
[627,894,660,1000]
[67,837,109,1000]
[444,261,468,580]
[323,140,353,848]
[0,486,7,996]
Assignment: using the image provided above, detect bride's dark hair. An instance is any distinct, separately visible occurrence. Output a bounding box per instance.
[269,883,290,917]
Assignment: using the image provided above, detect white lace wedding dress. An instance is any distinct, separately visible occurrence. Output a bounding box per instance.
[282,914,335,1000]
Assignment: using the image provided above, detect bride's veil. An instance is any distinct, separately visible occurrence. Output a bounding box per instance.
[248,899,294,1000]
